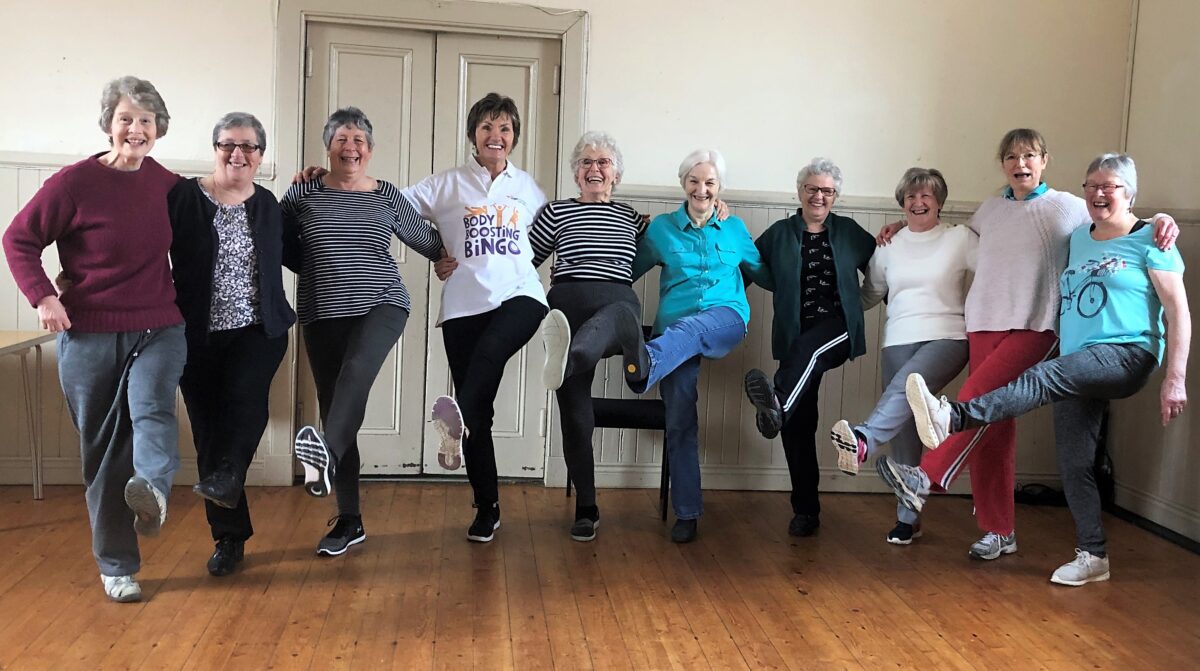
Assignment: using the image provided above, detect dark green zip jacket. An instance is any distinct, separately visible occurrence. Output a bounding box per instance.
[751,210,876,360]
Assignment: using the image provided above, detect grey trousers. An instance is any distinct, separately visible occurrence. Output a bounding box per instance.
[58,324,187,576]
[547,281,641,509]
[954,343,1157,555]
[856,339,968,524]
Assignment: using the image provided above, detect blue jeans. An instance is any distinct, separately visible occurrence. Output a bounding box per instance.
[639,306,747,519]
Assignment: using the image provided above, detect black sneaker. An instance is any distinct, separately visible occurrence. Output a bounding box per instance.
[193,469,243,509]
[295,426,336,497]
[886,521,923,545]
[468,503,501,542]
[207,538,245,576]
[744,369,783,439]
[788,513,820,537]
[671,518,698,543]
[316,515,365,556]
[570,506,600,542]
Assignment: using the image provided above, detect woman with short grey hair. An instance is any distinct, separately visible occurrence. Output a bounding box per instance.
[3,76,185,602]
[283,106,445,557]
[168,111,296,577]
[743,156,877,539]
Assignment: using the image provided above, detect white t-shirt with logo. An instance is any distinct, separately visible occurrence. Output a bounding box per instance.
[402,159,548,324]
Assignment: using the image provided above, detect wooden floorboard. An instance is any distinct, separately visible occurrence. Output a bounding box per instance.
[1,483,1198,670]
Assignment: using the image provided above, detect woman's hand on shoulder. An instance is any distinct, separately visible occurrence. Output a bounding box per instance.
[292,166,328,184]
[36,295,71,332]
[715,199,731,221]
[434,247,458,281]
[1151,213,1179,251]
[876,220,905,246]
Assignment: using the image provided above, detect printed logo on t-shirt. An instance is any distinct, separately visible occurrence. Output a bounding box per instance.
[1059,254,1125,319]
[463,204,523,258]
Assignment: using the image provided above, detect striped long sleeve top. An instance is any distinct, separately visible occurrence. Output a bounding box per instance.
[281,178,442,324]
[529,198,647,283]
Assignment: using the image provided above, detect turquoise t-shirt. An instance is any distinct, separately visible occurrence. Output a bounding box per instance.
[1058,223,1185,361]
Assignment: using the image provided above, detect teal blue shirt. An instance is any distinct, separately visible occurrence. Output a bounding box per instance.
[1003,181,1049,201]
[1059,223,1184,362]
[632,204,767,335]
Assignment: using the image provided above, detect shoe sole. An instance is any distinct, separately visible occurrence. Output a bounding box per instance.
[432,396,465,470]
[192,483,239,510]
[969,541,1018,560]
[744,370,782,439]
[467,519,501,543]
[294,426,333,497]
[905,374,944,449]
[124,477,163,537]
[615,305,650,387]
[875,457,925,513]
[102,578,143,603]
[831,420,861,476]
[1050,570,1110,586]
[542,309,571,391]
[316,533,367,557]
[570,519,599,542]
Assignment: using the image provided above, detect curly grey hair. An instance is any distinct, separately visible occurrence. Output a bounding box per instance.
[98,76,170,138]
[570,131,625,185]
[322,107,374,149]
[796,157,842,194]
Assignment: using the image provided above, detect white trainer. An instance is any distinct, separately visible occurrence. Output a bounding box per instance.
[906,373,953,449]
[432,395,466,470]
[124,476,167,537]
[101,574,142,603]
[1050,548,1111,586]
[541,309,571,391]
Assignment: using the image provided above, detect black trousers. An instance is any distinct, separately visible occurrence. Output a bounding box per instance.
[774,318,851,516]
[547,281,641,508]
[303,304,409,517]
[179,324,288,542]
[442,296,547,506]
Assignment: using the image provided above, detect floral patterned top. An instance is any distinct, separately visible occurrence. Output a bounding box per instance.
[202,186,261,331]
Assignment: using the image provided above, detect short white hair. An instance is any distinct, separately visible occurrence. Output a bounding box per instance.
[796,157,843,193]
[678,148,726,187]
[570,131,624,185]
[1086,152,1138,205]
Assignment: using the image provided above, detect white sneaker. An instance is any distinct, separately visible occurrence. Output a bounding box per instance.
[124,476,167,537]
[431,395,466,470]
[969,531,1018,560]
[101,574,142,602]
[1050,549,1110,586]
[541,309,571,391]
[906,373,953,449]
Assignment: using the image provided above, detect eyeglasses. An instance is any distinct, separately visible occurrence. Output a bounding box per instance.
[1002,151,1044,164]
[214,141,262,154]
[1082,182,1124,194]
[801,184,837,197]
[579,158,613,169]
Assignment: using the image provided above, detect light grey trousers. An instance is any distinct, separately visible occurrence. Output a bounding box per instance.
[856,339,969,524]
[58,325,187,576]
[954,342,1157,555]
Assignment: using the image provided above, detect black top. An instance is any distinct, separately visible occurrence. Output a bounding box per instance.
[799,228,844,327]
[168,178,298,343]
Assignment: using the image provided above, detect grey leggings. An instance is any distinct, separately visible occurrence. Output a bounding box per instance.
[547,281,641,508]
[856,339,968,524]
[954,342,1157,555]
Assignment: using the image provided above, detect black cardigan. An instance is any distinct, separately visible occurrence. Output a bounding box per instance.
[167,178,297,343]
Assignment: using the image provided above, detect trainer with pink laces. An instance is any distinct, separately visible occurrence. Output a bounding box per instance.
[884,153,1189,585]
[829,168,976,546]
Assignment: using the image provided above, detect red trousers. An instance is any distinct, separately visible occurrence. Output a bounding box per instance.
[919,330,1058,534]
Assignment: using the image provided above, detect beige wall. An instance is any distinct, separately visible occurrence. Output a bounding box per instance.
[1,0,1197,536]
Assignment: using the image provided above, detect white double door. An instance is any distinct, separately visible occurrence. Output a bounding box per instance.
[299,21,561,477]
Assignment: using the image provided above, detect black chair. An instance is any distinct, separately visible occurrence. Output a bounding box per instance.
[564,327,670,520]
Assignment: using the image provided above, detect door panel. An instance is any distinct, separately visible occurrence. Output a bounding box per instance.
[302,23,434,474]
[421,33,561,477]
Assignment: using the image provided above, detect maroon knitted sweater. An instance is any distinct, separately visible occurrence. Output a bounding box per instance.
[2,154,183,332]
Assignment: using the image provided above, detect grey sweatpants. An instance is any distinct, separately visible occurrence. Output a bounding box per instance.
[856,339,968,524]
[954,342,1157,555]
[58,325,187,576]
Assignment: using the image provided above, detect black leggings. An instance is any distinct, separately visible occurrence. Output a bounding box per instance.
[303,304,409,516]
[442,296,548,505]
[548,281,641,508]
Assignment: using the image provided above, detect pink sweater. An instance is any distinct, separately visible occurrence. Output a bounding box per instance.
[964,189,1089,334]
[3,155,183,332]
